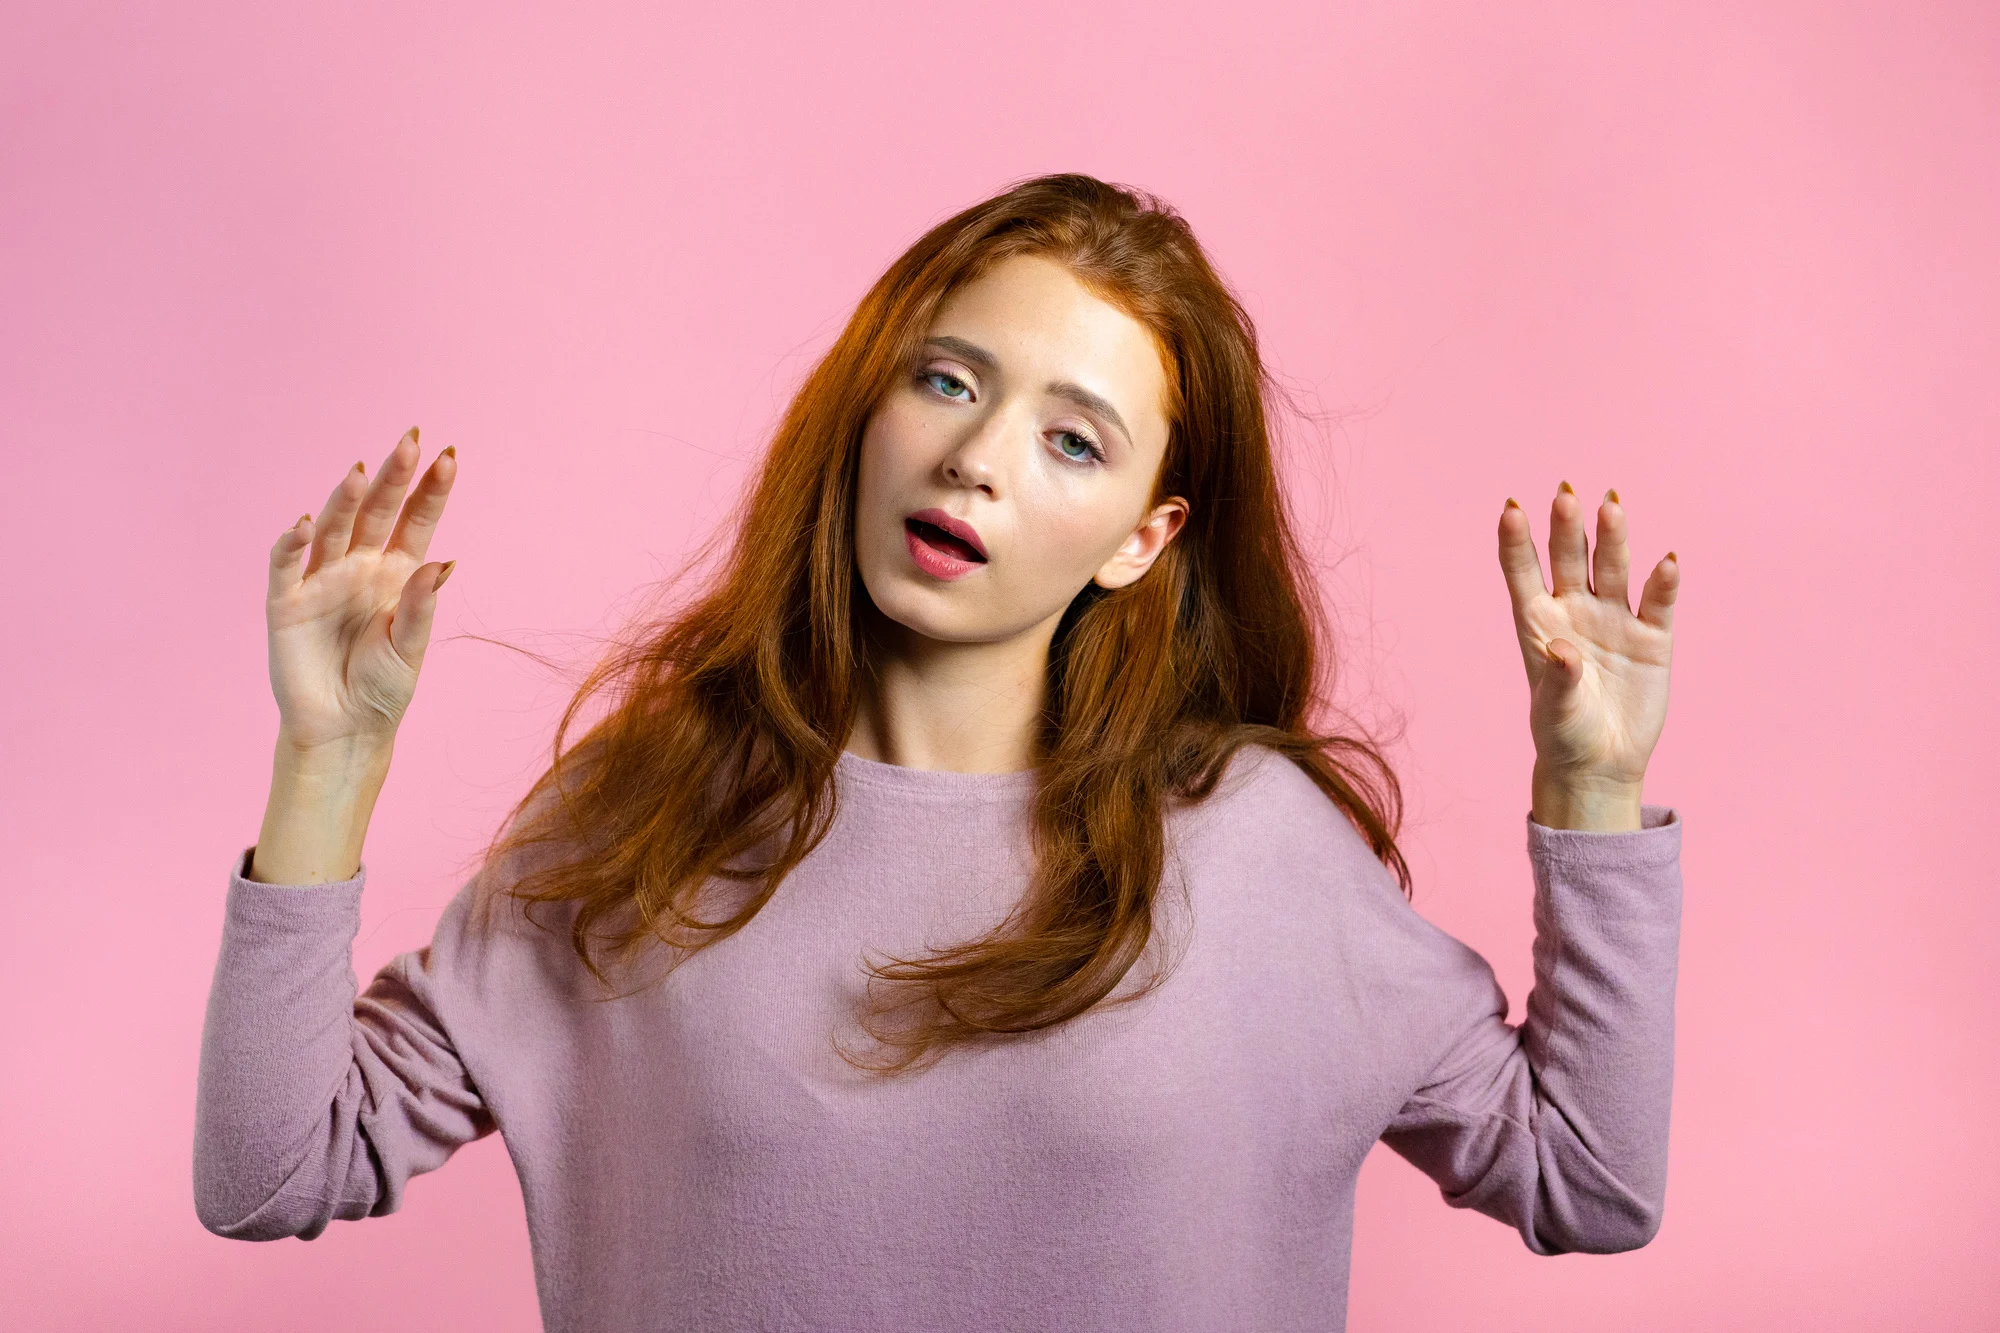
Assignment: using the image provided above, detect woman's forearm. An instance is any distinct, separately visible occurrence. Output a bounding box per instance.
[248,730,396,885]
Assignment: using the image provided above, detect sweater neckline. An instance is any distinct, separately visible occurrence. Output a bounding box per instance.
[834,748,1043,801]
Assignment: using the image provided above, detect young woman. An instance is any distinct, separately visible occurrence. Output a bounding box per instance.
[197,174,1683,1332]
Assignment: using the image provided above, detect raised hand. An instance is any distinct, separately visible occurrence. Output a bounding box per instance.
[265,427,459,756]
[1497,482,1679,830]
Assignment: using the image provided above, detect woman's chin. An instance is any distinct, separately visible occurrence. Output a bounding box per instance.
[858,580,1013,649]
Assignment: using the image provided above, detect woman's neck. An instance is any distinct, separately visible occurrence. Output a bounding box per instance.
[844,604,1058,775]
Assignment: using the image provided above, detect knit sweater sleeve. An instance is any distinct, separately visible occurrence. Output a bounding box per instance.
[1377,804,1684,1254]
[192,846,493,1241]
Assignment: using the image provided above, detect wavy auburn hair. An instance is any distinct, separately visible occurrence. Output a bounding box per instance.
[475,172,1410,1076]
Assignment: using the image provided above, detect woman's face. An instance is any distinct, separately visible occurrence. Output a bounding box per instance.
[854,253,1187,648]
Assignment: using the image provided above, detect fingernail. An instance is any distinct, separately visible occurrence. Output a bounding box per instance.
[297,512,312,527]
[1665,550,1678,565]
[1605,487,1621,504]
[441,444,457,459]
[409,425,420,444]
[1558,480,1576,496]
[1504,496,1520,510]
[435,559,456,590]
[353,461,366,476]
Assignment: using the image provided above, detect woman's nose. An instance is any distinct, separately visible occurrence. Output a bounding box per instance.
[940,410,1010,493]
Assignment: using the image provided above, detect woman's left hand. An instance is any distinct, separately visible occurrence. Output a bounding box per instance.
[1498,482,1679,830]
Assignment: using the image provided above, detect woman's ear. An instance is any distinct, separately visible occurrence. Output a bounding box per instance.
[1093,498,1189,590]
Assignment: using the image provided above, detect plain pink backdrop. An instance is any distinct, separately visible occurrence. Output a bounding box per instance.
[4,1,1995,1329]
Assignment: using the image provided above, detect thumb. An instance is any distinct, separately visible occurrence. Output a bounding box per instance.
[389,560,453,670]
[1541,637,1583,693]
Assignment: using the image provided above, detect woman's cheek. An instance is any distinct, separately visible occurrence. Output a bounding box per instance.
[1012,505,1111,605]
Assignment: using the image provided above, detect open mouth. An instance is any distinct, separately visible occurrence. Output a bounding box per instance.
[904,518,987,564]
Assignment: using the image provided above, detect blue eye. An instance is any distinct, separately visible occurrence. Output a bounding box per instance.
[924,371,971,400]
[1054,430,1104,464]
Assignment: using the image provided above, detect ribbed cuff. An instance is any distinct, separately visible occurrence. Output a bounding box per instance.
[225,844,369,926]
[1525,805,1681,869]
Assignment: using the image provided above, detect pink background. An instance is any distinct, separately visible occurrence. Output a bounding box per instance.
[4,1,1995,1328]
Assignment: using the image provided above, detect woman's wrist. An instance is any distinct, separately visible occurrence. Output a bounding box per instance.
[274,724,398,774]
[248,732,396,885]
[1530,766,1644,832]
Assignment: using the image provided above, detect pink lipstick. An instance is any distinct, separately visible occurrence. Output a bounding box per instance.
[904,508,988,581]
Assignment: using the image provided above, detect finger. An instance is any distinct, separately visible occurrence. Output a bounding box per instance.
[350,427,422,553]
[386,444,458,566]
[1592,488,1632,611]
[268,514,314,600]
[1548,481,1591,595]
[387,560,454,672]
[1497,497,1548,611]
[1637,551,1680,632]
[304,460,369,579]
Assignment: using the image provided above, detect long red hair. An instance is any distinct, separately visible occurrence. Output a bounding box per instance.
[475,172,1410,1076]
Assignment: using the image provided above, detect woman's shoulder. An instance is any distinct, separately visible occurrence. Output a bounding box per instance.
[1177,742,1496,988]
[423,778,613,987]
[1170,740,1389,875]
[412,858,625,1028]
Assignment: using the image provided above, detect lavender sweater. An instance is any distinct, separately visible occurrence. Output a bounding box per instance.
[196,744,1683,1332]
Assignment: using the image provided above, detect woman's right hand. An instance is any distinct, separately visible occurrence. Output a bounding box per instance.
[266,427,459,758]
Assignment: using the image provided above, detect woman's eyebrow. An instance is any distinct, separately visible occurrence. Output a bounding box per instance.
[1046,382,1131,448]
[923,335,998,370]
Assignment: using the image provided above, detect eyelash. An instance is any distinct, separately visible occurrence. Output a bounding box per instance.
[1051,429,1107,466]
[916,369,1108,467]
[922,370,973,401]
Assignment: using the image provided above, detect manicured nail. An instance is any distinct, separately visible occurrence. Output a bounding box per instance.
[353,461,366,476]
[1664,550,1678,565]
[1605,487,1621,505]
[1558,480,1576,496]
[441,444,456,459]
[297,512,312,527]
[434,559,456,591]
[1504,496,1520,510]
[409,426,420,444]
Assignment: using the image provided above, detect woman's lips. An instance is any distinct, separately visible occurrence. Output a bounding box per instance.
[906,508,987,558]
[904,516,986,581]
